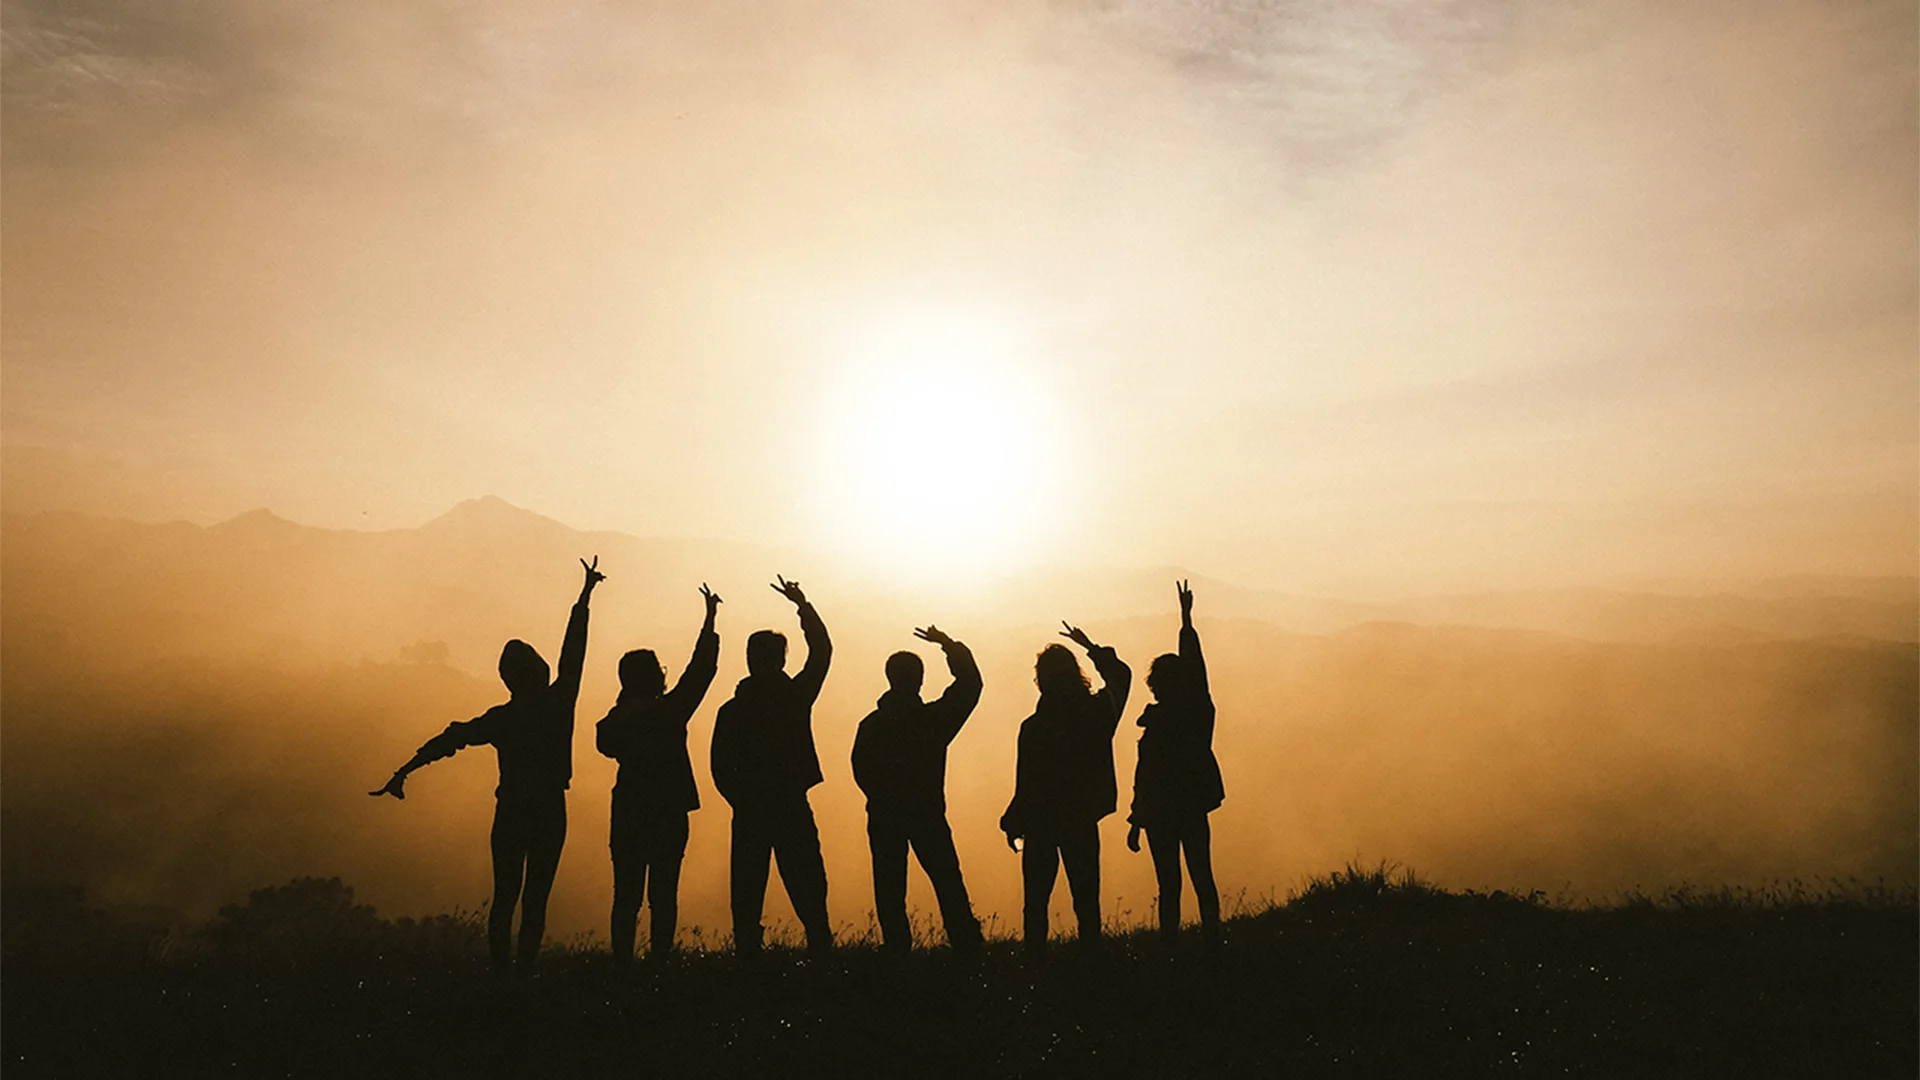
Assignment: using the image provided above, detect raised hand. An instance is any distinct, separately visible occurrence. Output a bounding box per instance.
[913,625,955,648]
[701,582,723,614]
[580,555,607,590]
[772,575,807,607]
[1059,622,1096,651]
[1177,579,1194,617]
[369,773,407,800]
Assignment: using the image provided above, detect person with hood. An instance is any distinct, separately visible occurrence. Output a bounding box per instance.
[370,556,605,976]
[850,625,984,954]
[710,575,833,955]
[1125,580,1224,946]
[999,622,1131,952]
[595,584,722,964]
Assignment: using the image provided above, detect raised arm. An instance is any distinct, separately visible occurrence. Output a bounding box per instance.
[1061,622,1133,733]
[773,575,832,704]
[369,713,497,799]
[553,556,605,708]
[1177,579,1211,706]
[664,585,723,724]
[915,625,982,743]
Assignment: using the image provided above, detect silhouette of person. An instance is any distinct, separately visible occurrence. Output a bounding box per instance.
[371,556,604,976]
[1126,580,1224,946]
[710,576,834,955]
[595,584,722,965]
[999,623,1131,952]
[851,625,985,954]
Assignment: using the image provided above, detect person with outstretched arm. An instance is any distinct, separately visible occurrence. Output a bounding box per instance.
[710,576,834,955]
[851,625,985,954]
[1000,622,1131,953]
[370,557,605,977]
[596,584,722,964]
[1126,580,1224,946]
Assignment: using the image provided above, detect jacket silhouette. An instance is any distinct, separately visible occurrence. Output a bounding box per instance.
[851,627,984,952]
[710,577,833,953]
[596,585,721,963]
[1000,625,1131,950]
[371,557,603,976]
[1128,580,1224,944]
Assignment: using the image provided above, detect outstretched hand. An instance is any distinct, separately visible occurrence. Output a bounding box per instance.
[580,555,607,591]
[1127,824,1142,853]
[1059,622,1096,651]
[369,774,406,800]
[700,582,723,615]
[1177,578,1194,617]
[772,575,807,607]
[913,625,955,648]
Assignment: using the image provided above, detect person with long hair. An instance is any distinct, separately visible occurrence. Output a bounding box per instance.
[999,623,1131,952]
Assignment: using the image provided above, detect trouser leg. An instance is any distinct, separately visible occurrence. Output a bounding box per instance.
[773,800,832,951]
[646,814,689,957]
[868,815,911,951]
[1059,821,1103,943]
[609,810,644,965]
[516,794,567,970]
[1184,814,1221,935]
[488,804,526,975]
[911,817,981,949]
[1021,835,1060,950]
[1145,824,1185,944]
[730,812,773,954]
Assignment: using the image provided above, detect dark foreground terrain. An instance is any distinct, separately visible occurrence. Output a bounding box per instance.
[5,869,1914,1079]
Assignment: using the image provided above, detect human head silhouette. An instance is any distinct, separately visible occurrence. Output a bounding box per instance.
[885,651,924,696]
[1034,643,1091,697]
[746,629,788,677]
[498,639,550,697]
[619,649,666,699]
[1146,652,1185,703]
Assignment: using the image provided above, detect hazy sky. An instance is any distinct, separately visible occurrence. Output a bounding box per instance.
[4,0,1914,595]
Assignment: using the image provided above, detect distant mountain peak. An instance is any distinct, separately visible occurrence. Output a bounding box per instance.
[209,508,301,533]
[422,496,573,536]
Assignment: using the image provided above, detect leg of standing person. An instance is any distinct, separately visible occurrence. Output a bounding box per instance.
[1183,813,1221,940]
[730,810,775,955]
[910,816,981,951]
[1059,820,1103,944]
[773,798,833,952]
[646,813,689,959]
[609,800,645,965]
[488,804,528,976]
[515,792,567,972]
[868,813,912,952]
[1021,833,1061,952]
[1145,824,1185,946]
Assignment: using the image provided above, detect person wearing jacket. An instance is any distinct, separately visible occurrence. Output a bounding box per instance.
[1126,580,1224,946]
[851,625,984,954]
[596,584,721,964]
[370,556,604,976]
[999,623,1131,952]
[710,576,833,955]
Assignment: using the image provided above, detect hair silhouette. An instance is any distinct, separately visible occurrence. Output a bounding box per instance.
[618,648,667,700]
[745,629,788,676]
[1034,643,1092,696]
[884,650,924,694]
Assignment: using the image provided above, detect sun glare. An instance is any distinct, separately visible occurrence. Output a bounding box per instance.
[813,311,1071,583]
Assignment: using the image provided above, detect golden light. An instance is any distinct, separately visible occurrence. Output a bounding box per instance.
[812,309,1073,584]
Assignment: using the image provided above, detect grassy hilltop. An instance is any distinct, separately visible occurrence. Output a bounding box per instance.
[5,866,1913,1079]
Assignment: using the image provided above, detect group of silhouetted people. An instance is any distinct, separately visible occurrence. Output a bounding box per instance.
[371,561,1223,975]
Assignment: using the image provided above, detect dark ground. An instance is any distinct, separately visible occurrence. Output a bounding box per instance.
[4,869,1914,1079]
